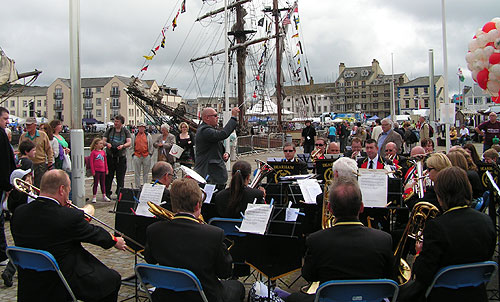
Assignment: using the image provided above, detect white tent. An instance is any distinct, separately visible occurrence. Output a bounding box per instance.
[246,98,294,116]
[8,115,25,125]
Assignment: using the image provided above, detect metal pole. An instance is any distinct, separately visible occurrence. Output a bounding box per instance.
[429,49,436,145]
[390,53,395,122]
[223,0,231,172]
[104,97,108,125]
[69,0,85,207]
[441,0,451,152]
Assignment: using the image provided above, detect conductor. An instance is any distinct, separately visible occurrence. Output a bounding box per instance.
[11,169,126,302]
[195,107,239,186]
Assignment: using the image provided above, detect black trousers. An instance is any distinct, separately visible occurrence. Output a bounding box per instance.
[105,155,127,197]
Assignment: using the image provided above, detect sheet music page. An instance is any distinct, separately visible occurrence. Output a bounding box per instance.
[285,208,300,222]
[486,171,500,195]
[358,169,388,208]
[238,204,273,235]
[169,144,184,159]
[136,183,166,217]
[297,178,322,204]
[202,184,216,204]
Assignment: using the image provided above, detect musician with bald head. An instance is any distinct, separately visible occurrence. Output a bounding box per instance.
[286,177,394,302]
[151,161,174,211]
[195,106,239,187]
[11,169,126,301]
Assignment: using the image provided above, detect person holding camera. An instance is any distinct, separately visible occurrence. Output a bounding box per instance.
[103,115,131,199]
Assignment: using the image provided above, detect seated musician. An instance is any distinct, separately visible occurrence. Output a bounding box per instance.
[406,153,452,211]
[421,137,435,154]
[311,137,327,160]
[399,167,495,302]
[326,142,340,154]
[286,177,394,302]
[213,160,265,218]
[282,142,308,174]
[151,161,174,211]
[384,142,407,177]
[144,178,245,302]
[357,138,391,169]
[483,148,499,165]
[11,169,126,302]
[344,137,367,159]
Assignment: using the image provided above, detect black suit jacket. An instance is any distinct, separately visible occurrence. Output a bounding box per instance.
[302,218,394,284]
[194,118,237,185]
[11,197,120,301]
[0,128,16,192]
[412,207,495,301]
[144,214,233,302]
[213,186,264,218]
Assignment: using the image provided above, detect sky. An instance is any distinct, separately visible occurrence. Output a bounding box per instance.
[1,0,497,100]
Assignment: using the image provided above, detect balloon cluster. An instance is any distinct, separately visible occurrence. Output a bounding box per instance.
[466,18,500,101]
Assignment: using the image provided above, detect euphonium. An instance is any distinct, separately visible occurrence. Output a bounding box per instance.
[249,159,275,188]
[321,180,335,229]
[310,148,323,162]
[393,201,439,285]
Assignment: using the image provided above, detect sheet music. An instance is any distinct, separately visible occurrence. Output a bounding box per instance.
[238,204,273,235]
[202,184,216,204]
[486,171,500,195]
[358,168,388,208]
[136,183,166,217]
[285,208,300,222]
[169,144,184,159]
[297,178,322,204]
[280,174,315,181]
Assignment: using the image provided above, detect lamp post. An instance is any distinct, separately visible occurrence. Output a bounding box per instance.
[104,97,108,125]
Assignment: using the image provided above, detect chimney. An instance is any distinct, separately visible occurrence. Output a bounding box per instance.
[339,63,345,76]
[371,59,379,73]
[310,77,314,85]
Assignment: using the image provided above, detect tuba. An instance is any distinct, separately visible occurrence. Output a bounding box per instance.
[393,201,439,284]
[321,180,335,229]
[249,159,275,188]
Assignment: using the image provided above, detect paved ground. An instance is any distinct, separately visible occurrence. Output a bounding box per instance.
[0,141,498,301]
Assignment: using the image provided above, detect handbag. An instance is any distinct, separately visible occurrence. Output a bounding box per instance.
[62,153,72,172]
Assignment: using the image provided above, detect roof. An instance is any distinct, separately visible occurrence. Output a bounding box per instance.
[339,65,374,81]
[282,82,336,95]
[17,86,48,96]
[58,75,137,88]
[399,75,442,88]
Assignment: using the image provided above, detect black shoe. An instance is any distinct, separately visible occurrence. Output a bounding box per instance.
[2,271,13,287]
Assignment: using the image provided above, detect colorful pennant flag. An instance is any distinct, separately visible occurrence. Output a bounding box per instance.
[258,17,265,27]
[294,16,299,30]
[293,1,298,12]
[458,67,465,82]
[181,0,186,13]
[141,65,149,72]
[283,13,291,25]
[143,55,154,60]
[172,10,180,30]
[161,37,166,48]
[297,58,300,65]
[293,50,300,58]
[292,33,299,38]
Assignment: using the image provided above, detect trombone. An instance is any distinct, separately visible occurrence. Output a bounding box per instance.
[13,178,145,258]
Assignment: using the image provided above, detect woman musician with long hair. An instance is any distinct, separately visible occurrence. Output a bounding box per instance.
[213,160,265,218]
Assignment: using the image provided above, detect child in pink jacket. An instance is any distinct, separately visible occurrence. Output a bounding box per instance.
[89,138,110,203]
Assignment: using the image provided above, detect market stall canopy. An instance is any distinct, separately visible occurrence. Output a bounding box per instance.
[367,115,379,121]
[247,98,294,116]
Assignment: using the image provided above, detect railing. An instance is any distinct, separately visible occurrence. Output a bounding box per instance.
[83,103,93,110]
[110,90,120,97]
[53,93,63,99]
[53,103,64,110]
[82,92,93,98]
[110,102,121,109]
[236,133,285,155]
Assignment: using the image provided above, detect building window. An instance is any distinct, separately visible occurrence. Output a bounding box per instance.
[414,88,419,94]
[96,87,101,93]
[96,98,101,105]
[37,100,41,107]
[346,81,351,86]
[474,97,481,104]
[23,111,27,117]
[405,100,410,108]
[136,109,140,115]
[11,110,15,116]
[423,87,428,94]
[96,109,102,117]
[404,88,409,95]
[362,92,366,98]
[112,110,119,118]
[324,106,328,111]
[10,100,14,107]
[336,105,341,110]
[347,104,352,110]
[112,98,119,107]
[384,102,390,109]
[486,97,492,104]
[361,104,367,110]
[373,103,378,109]
[55,88,62,97]
[384,91,390,97]
[373,91,378,97]
[129,109,134,116]
[424,99,429,108]
[37,110,42,116]
[44,100,47,106]
[468,97,473,105]
[23,100,27,107]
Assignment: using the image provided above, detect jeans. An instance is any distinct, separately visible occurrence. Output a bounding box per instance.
[105,155,127,197]
[133,155,152,188]
[33,162,48,188]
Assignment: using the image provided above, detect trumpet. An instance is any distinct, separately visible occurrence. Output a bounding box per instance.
[12,178,146,255]
[310,148,324,162]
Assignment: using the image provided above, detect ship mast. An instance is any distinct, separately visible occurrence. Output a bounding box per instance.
[273,0,283,132]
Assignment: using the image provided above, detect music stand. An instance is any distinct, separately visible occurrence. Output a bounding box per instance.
[266,161,301,184]
[315,158,335,181]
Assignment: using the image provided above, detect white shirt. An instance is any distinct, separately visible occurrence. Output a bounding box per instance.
[459,127,469,137]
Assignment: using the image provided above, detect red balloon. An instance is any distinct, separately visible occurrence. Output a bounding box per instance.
[486,42,495,48]
[477,68,489,89]
[491,53,500,65]
[493,96,500,104]
[483,22,496,33]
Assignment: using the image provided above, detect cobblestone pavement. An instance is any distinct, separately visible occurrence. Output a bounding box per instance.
[1,142,497,301]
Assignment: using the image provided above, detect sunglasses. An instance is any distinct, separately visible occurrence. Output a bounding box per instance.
[284,150,295,153]
[315,143,324,146]
[207,114,218,118]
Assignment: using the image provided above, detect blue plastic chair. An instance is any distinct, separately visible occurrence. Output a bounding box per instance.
[6,246,77,302]
[208,217,244,237]
[425,261,498,298]
[314,279,399,302]
[135,263,208,302]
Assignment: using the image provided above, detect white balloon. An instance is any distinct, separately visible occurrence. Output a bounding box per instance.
[472,70,479,81]
[487,80,500,94]
[469,39,478,52]
[477,29,485,37]
[484,46,495,58]
[493,17,500,23]
[489,29,500,40]
[466,52,475,64]
[490,64,500,77]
